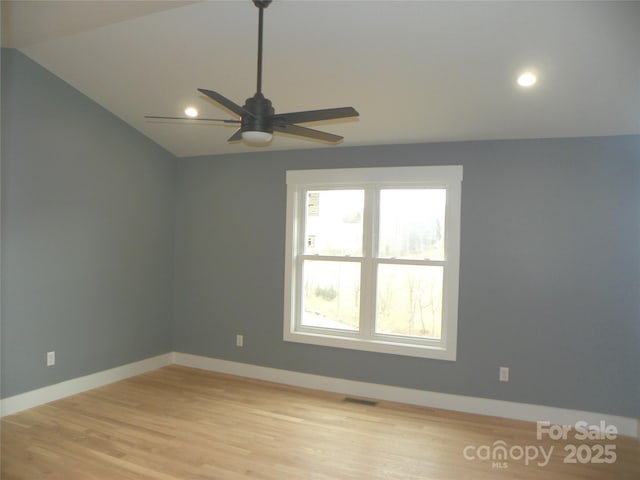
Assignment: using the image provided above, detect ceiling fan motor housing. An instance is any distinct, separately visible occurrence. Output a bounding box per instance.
[242,93,274,134]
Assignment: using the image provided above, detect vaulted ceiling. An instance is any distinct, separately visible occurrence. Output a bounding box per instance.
[3,0,639,157]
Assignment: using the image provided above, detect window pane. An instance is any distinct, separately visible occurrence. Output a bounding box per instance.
[301,260,360,331]
[375,264,443,339]
[304,190,363,256]
[378,189,446,260]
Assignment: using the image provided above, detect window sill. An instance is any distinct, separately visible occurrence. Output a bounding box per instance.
[283,329,456,361]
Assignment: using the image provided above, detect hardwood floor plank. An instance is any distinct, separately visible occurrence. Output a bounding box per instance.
[2,365,638,479]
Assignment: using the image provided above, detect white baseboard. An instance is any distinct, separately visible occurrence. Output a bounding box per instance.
[2,351,637,440]
[0,353,172,416]
[173,352,640,439]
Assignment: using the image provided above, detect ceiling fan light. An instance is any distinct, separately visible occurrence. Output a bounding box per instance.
[242,131,273,144]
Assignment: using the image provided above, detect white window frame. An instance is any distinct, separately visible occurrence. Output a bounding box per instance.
[283,166,463,360]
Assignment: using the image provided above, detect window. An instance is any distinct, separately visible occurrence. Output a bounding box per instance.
[283,166,462,360]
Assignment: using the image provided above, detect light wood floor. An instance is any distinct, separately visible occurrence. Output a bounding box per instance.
[1,365,638,479]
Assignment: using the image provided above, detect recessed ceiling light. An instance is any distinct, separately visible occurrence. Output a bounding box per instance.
[184,107,199,117]
[517,72,537,87]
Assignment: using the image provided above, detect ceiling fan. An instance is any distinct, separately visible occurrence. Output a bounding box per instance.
[146,0,359,145]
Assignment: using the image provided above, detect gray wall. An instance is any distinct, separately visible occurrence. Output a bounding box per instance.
[1,49,176,397]
[173,137,640,418]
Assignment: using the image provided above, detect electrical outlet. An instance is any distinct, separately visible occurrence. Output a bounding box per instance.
[236,334,244,347]
[47,351,56,367]
[499,366,509,382]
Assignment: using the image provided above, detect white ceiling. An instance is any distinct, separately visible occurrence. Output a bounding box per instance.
[3,0,640,158]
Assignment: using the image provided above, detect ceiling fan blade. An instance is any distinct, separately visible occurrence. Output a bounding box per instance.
[228,129,243,142]
[198,89,253,117]
[273,124,344,143]
[145,115,240,123]
[273,106,359,125]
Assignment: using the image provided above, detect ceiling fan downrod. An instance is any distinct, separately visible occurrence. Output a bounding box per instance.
[254,0,271,95]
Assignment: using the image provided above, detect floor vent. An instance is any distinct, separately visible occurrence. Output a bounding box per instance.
[343,397,378,406]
